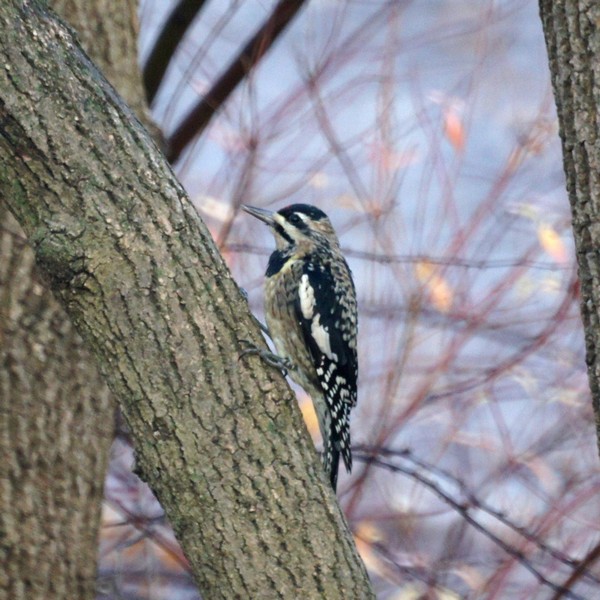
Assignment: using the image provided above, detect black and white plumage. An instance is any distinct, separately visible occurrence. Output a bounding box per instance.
[243,203,358,491]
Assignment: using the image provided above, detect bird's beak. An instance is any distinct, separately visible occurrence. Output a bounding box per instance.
[242,205,275,226]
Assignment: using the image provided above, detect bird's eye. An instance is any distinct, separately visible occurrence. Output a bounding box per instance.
[289,213,302,225]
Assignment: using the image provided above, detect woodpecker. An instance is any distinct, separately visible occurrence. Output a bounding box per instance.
[243,203,358,491]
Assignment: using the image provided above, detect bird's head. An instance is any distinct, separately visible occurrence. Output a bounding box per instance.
[243,203,339,252]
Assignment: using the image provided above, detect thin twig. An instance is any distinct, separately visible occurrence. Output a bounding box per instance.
[353,448,589,600]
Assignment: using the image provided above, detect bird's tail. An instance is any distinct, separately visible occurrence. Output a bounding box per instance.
[325,416,351,492]
[328,444,340,492]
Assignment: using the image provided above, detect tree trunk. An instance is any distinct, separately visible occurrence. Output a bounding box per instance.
[51,0,145,116]
[0,1,374,598]
[1,1,150,598]
[539,2,600,452]
[0,205,113,599]
[0,0,146,595]
[50,0,161,141]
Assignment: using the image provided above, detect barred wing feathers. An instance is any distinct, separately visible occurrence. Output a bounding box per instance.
[294,259,357,485]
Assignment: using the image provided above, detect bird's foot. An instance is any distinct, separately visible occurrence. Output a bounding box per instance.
[239,340,295,376]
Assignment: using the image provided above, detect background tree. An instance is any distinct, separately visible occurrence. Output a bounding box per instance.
[0,1,373,599]
[0,0,146,595]
[539,1,600,451]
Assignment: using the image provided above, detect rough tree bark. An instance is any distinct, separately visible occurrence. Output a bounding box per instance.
[539,2,600,452]
[0,0,144,595]
[0,203,113,599]
[0,1,374,598]
[52,0,145,117]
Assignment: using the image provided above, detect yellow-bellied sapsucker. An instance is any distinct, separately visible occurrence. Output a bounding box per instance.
[243,204,358,491]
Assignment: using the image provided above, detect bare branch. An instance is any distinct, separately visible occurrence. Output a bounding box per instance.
[143,0,209,103]
[166,0,308,163]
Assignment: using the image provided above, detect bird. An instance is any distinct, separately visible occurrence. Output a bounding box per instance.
[242,203,358,491]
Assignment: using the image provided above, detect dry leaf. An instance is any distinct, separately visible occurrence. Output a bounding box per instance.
[444,106,466,152]
[415,261,453,312]
[195,195,233,223]
[354,522,387,578]
[298,394,321,442]
[537,223,568,264]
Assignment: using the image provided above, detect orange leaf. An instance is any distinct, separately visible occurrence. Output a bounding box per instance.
[415,261,453,312]
[354,522,386,578]
[444,106,465,152]
[537,223,568,264]
[298,394,321,442]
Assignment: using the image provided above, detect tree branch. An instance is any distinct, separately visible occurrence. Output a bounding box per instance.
[143,0,208,104]
[166,0,307,163]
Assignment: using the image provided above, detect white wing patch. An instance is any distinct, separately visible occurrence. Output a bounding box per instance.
[299,273,315,319]
[310,313,337,361]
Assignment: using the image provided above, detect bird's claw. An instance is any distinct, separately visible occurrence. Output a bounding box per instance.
[238,340,295,376]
